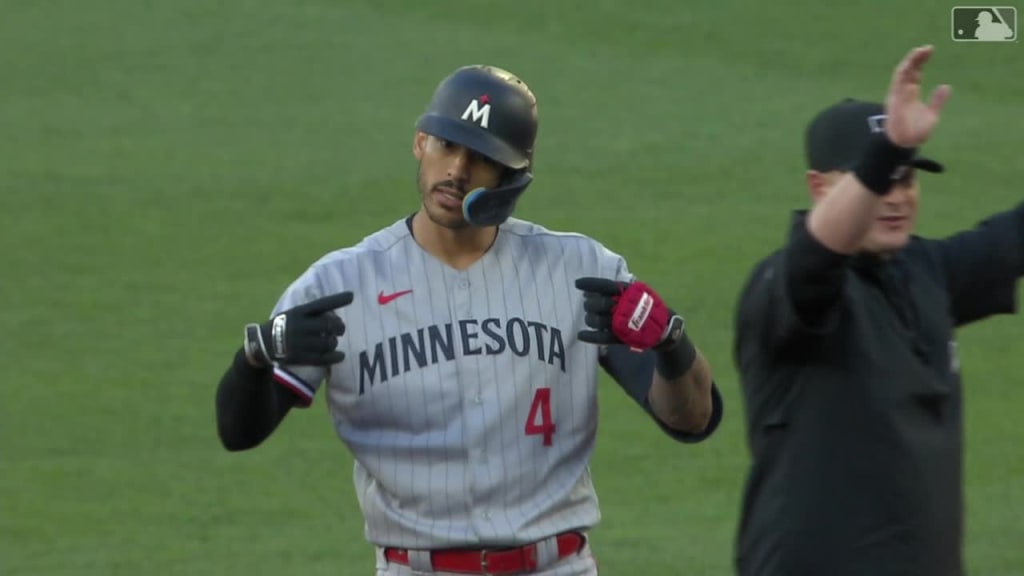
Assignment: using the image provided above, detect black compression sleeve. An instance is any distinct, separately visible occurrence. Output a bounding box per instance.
[215,348,296,451]
[599,345,723,443]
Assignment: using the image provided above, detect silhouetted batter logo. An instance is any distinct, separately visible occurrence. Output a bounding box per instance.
[951,6,1017,41]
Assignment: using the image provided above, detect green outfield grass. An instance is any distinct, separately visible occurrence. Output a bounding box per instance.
[2,1,1022,574]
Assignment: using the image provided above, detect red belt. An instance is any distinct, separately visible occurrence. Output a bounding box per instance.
[383,531,585,574]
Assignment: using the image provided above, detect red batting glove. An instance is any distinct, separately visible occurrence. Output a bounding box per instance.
[575,277,674,350]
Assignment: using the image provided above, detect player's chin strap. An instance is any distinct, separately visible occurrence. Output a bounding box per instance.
[462,169,533,227]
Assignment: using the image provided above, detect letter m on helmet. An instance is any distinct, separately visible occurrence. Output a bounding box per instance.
[461,98,491,129]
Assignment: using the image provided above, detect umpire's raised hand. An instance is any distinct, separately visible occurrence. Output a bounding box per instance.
[884,45,951,148]
[243,292,353,368]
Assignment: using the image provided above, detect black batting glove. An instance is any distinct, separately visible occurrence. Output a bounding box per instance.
[243,292,354,368]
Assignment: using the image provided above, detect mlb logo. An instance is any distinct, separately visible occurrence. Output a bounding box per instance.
[951,6,1017,41]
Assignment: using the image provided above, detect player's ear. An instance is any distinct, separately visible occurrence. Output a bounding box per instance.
[805,170,828,204]
[413,131,428,160]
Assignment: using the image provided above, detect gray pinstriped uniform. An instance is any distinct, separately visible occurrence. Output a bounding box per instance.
[269,217,633,553]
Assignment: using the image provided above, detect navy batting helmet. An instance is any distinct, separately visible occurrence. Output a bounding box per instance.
[415,65,538,227]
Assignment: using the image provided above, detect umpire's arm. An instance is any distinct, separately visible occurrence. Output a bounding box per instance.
[777,146,909,338]
[762,139,917,345]
[928,201,1024,326]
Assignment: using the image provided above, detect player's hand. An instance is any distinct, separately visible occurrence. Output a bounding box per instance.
[884,45,951,148]
[574,277,683,351]
[243,292,354,368]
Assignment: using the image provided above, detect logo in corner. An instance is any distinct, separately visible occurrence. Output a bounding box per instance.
[461,94,491,129]
[952,6,1017,41]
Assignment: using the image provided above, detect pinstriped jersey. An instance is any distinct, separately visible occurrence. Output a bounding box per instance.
[269,217,634,549]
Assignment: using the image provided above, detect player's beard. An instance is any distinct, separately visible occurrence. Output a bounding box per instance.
[417,162,471,230]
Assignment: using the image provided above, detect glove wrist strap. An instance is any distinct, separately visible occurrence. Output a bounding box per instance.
[243,323,270,368]
[653,316,696,380]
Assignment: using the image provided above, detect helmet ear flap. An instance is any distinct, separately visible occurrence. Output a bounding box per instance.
[462,169,533,227]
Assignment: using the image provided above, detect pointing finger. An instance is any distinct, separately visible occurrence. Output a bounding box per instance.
[292,292,355,315]
[575,277,626,296]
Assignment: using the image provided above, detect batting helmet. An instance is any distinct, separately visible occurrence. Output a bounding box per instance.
[414,65,538,227]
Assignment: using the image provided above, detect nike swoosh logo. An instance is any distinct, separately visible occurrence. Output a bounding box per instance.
[377,289,413,305]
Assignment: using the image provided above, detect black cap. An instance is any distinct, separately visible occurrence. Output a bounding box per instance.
[805,99,944,174]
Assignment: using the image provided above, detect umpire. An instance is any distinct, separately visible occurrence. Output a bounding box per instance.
[733,45,1024,576]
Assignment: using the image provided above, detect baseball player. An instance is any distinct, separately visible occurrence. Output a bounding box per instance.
[215,65,724,575]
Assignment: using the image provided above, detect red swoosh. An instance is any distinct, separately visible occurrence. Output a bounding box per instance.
[377,289,413,305]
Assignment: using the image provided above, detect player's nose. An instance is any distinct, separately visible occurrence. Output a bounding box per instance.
[447,149,470,180]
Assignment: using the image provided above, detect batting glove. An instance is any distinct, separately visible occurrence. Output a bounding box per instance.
[243,292,353,368]
[574,278,684,351]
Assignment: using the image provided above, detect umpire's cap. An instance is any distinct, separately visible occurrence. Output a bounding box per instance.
[415,65,538,170]
[805,99,944,174]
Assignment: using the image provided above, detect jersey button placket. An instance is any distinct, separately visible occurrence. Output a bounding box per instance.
[454,270,490,530]
[453,274,471,314]
[453,273,479,407]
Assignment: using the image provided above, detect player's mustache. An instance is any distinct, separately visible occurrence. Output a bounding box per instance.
[432,180,467,196]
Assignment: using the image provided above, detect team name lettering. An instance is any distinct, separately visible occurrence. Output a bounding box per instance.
[358,318,566,394]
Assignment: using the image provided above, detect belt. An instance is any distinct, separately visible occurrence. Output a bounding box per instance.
[383,531,585,575]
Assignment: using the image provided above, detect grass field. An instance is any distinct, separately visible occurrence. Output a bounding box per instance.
[2,1,1022,574]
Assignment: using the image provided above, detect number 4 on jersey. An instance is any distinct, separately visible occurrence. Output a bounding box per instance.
[525,388,556,446]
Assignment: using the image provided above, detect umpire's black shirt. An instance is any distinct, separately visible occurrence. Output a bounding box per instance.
[734,205,1024,576]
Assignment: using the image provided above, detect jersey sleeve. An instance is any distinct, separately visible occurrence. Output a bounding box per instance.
[925,202,1024,327]
[267,265,332,408]
[598,243,636,285]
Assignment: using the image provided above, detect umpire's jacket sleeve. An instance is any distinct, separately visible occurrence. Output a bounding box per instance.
[744,211,851,353]
[925,201,1024,327]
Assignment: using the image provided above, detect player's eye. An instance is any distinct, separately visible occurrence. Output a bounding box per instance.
[468,150,500,169]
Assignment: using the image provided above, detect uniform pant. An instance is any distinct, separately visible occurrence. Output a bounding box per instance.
[374,539,598,576]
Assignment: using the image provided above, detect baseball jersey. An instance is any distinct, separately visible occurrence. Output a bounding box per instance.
[269,216,635,550]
